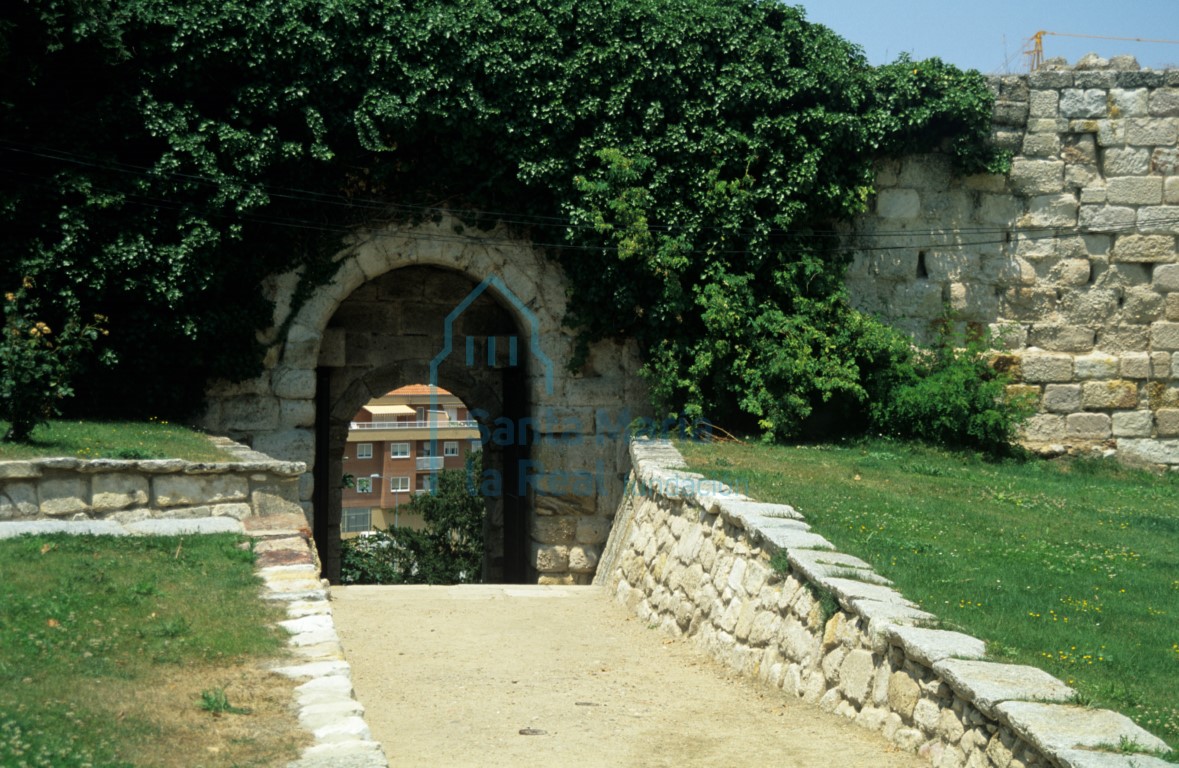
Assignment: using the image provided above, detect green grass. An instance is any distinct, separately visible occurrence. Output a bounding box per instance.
[0,534,299,767]
[0,419,232,462]
[679,438,1179,753]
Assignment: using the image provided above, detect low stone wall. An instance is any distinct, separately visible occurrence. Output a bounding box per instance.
[0,437,307,523]
[596,440,1171,768]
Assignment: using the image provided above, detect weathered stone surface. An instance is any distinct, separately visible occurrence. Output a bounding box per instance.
[994,701,1170,756]
[1066,412,1112,439]
[1020,352,1074,383]
[0,482,39,519]
[1081,380,1138,409]
[1112,410,1154,437]
[1156,408,1179,437]
[886,627,986,668]
[1112,235,1177,263]
[1079,205,1137,231]
[1010,159,1065,195]
[1106,176,1163,206]
[838,649,876,707]
[154,474,249,507]
[1059,90,1108,119]
[91,473,149,511]
[934,660,1075,719]
[877,188,920,219]
[38,476,89,517]
[1041,384,1082,412]
[1151,322,1179,350]
[788,549,892,587]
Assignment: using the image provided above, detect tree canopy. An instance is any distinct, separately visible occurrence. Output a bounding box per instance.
[0,0,1007,439]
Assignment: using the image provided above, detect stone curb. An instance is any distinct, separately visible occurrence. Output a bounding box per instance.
[625,438,1173,768]
[0,514,389,768]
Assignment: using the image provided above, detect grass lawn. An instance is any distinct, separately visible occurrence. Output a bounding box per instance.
[0,533,306,767]
[0,420,232,462]
[679,439,1179,754]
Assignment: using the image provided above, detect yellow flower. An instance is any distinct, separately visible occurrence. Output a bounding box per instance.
[4,292,13,302]
[21,276,34,289]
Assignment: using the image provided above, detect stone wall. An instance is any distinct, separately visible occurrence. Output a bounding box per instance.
[199,214,648,582]
[597,439,1172,768]
[0,437,305,523]
[846,59,1179,467]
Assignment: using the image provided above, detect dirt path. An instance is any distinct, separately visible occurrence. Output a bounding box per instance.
[331,584,924,768]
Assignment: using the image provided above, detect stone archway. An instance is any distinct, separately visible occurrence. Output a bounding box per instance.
[200,213,649,583]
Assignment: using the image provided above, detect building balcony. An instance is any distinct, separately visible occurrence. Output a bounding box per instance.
[416,456,444,471]
[350,419,478,431]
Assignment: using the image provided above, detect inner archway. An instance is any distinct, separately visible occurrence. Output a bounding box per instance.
[314,265,530,582]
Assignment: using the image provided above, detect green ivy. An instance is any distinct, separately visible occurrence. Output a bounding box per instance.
[0,0,1008,446]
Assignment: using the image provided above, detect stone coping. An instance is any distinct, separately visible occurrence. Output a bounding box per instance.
[618,438,1172,768]
[0,514,388,768]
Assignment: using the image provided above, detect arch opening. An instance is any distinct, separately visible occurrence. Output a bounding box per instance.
[313,265,533,583]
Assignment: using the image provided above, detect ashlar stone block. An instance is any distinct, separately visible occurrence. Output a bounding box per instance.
[1106,176,1163,206]
[1059,89,1109,119]
[1109,88,1149,118]
[1149,88,1179,117]
[1009,159,1064,196]
[1112,235,1177,263]
[1027,325,1095,353]
[1159,263,1179,293]
[1020,194,1077,228]
[1020,351,1074,383]
[1101,147,1150,176]
[876,188,920,219]
[39,476,89,517]
[1073,353,1119,379]
[1125,117,1179,147]
[1137,206,1179,236]
[1151,322,1179,350]
[1066,412,1112,439]
[91,473,149,512]
[1157,409,1179,437]
[1081,380,1138,409]
[1042,384,1082,412]
[1078,205,1136,232]
[1113,411,1154,437]
[154,475,249,508]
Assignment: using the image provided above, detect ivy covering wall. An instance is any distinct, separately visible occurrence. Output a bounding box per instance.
[0,0,1009,443]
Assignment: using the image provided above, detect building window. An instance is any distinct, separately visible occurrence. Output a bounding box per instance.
[419,474,437,493]
[342,508,371,533]
[391,442,410,459]
[418,441,435,457]
[356,443,373,460]
[354,477,372,494]
[470,439,482,452]
[444,441,458,457]
[391,476,411,492]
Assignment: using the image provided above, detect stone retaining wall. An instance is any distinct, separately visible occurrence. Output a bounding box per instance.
[846,58,1179,467]
[596,439,1172,768]
[0,437,307,523]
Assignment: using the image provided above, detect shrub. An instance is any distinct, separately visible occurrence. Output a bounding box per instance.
[339,453,484,585]
[869,324,1032,456]
[0,278,108,443]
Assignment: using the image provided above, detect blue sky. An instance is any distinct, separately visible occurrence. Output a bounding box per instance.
[794,1,1179,74]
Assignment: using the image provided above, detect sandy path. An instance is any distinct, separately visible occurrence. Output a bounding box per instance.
[331,584,923,768]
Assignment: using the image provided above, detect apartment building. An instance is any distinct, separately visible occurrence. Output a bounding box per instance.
[340,384,481,536]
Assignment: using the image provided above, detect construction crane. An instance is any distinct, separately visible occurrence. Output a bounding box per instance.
[1026,30,1179,71]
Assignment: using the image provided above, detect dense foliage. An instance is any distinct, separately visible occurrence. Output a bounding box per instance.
[340,456,484,585]
[0,0,1008,442]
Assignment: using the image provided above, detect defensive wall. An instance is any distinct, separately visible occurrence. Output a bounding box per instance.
[197,57,1179,585]
[597,439,1172,768]
[847,57,1179,467]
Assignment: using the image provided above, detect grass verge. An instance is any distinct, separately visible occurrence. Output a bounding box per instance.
[0,420,232,462]
[679,438,1179,753]
[0,533,307,767]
